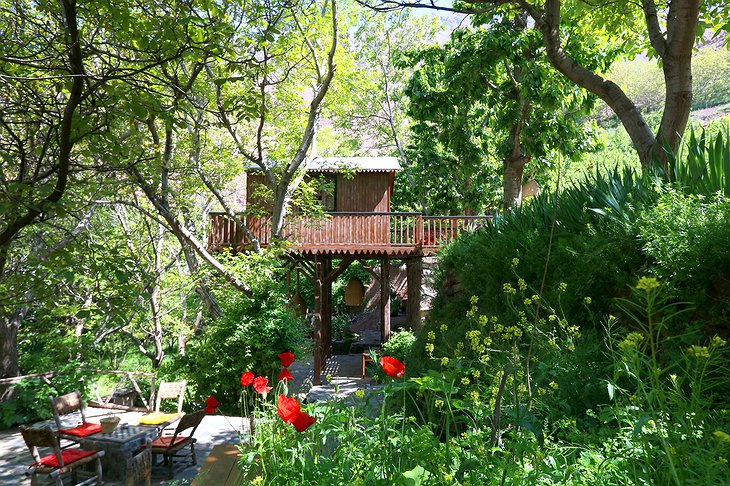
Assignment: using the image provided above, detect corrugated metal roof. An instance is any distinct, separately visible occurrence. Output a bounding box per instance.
[304,157,401,172]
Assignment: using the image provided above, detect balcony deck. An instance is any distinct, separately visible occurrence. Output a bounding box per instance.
[208,212,492,256]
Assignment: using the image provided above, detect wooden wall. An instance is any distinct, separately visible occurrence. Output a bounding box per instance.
[245,170,392,213]
[336,172,390,212]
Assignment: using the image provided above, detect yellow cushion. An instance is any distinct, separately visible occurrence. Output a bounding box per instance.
[138,412,179,425]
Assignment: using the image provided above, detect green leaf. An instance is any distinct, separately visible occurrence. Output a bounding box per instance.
[399,465,431,486]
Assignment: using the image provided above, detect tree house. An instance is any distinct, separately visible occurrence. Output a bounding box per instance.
[209,157,490,384]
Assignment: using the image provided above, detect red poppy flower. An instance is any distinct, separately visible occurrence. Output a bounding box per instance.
[279,351,295,368]
[278,368,294,382]
[379,356,405,378]
[253,376,272,395]
[277,394,300,424]
[292,411,316,432]
[204,395,219,414]
[241,371,254,387]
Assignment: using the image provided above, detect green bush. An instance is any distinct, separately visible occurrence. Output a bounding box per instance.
[638,190,730,324]
[382,329,416,363]
[183,253,307,414]
[0,362,89,428]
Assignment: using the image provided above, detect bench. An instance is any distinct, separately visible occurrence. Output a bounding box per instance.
[190,444,242,486]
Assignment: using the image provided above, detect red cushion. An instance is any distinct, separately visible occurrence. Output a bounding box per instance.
[151,435,190,449]
[37,448,96,468]
[58,422,102,437]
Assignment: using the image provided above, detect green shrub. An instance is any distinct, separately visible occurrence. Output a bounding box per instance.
[382,329,416,363]
[0,362,88,428]
[183,253,307,413]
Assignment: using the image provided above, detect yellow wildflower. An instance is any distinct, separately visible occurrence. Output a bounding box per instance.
[689,345,710,359]
[511,258,519,267]
[583,296,592,305]
[619,332,644,350]
[435,399,444,409]
[440,324,448,332]
[461,377,470,386]
[559,282,567,291]
[518,278,527,291]
[503,283,516,294]
[427,331,436,341]
[355,389,365,399]
[441,357,450,367]
[636,276,660,292]
[711,336,726,347]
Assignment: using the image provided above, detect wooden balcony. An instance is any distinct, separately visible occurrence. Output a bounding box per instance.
[208,212,492,256]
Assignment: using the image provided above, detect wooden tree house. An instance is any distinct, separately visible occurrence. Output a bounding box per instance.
[209,157,490,384]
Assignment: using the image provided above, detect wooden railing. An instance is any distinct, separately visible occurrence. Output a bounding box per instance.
[208,212,492,253]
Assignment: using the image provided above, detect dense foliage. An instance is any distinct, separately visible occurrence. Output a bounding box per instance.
[231,131,730,484]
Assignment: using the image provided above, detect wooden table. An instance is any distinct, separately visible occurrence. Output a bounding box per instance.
[79,425,159,481]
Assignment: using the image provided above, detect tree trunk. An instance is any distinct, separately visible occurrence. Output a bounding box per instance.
[0,306,27,401]
[652,0,699,173]
[503,155,528,210]
[534,0,699,168]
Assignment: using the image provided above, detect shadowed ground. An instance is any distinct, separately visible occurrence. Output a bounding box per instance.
[0,354,375,485]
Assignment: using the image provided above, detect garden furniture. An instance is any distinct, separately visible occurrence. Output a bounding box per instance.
[20,425,105,486]
[137,380,186,431]
[150,408,206,479]
[125,439,152,486]
[49,389,102,441]
[76,424,159,481]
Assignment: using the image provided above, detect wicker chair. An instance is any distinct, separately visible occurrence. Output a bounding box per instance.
[125,439,152,486]
[138,380,186,432]
[49,389,102,440]
[20,426,104,486]
[151,409,206,479]
[155,380,186,414]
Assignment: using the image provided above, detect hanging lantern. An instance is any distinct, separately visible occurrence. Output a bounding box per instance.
[344,278,365,307]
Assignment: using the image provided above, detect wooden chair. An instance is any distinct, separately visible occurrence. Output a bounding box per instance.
[138,380,186,430]
[125,439,152,486]
[151,409,206,479]
[49,389,102,440]
[155,380,186,413]
[20,426,104,486]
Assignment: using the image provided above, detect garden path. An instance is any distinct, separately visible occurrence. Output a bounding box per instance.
[0,354,375,485]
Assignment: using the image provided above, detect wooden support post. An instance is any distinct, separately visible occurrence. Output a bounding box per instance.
[406,257,423,330]
[313,255,324,386]
[380,256,391,344]
[322,257,333,362]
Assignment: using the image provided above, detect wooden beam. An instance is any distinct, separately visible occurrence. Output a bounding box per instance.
[380,256,391,344]
[283,254,315,284]
[312,255,324,386]
[322,257,333,360]
[324,255,355,284]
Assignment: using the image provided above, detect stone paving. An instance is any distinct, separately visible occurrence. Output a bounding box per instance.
[0,354,376,485]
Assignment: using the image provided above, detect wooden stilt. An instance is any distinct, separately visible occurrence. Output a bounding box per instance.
[322,257,333,361]
[380,256,391,344]
[313,255,323,386]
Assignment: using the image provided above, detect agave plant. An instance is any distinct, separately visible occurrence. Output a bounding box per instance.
[659,127,730,196]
